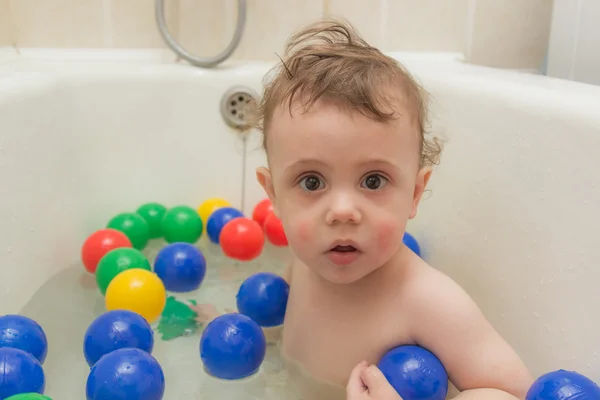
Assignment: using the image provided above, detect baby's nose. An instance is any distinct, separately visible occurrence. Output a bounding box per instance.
[325,194,361,225]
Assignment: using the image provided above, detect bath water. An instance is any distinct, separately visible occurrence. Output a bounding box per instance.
[19,237,301,399]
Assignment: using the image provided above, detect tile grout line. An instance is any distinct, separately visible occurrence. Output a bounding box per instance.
[465,0,476,61]
[568,0,583,80]
[380,0,387,49]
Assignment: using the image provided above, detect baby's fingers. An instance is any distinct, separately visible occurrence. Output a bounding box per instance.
[346,360,369,398]
[190,303,219,323]
[360,365,403,400]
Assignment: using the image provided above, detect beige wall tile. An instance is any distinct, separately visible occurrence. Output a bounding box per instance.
[326,0,385,48]
[385,0,469,52]
[0,0,12,46]
[469,0,553,69]
[177,0,237,57]
[10,0,105,47]
[108,0,179,48]
[231,0,324,61]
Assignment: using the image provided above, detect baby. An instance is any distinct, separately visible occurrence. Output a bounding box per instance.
[196,19,533,400]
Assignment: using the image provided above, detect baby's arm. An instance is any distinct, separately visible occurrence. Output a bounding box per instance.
[408,268,533,400]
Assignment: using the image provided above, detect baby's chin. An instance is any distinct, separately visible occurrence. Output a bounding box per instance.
[313,263,376,285]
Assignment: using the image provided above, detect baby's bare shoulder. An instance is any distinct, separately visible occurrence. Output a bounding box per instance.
[399,256,532,397]
[404,258,467,306]
[401,257,489,338]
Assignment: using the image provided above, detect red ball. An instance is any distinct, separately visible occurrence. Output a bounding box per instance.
[81,228,132,273]
[264,212,288,246]
[220,218,265,261]
[252,198,274,228]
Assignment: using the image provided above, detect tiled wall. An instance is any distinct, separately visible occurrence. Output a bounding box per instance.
[547,0,600,85]
[0,0,11,46]
[0,0,553,69]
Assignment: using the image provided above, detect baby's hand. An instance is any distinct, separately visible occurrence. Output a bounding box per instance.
[346,361,403,400]
[190,303,237,324]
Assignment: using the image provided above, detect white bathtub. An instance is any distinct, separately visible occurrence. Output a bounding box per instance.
[1,48,600,394]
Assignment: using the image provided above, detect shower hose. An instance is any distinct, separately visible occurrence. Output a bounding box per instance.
[155,0,247,68]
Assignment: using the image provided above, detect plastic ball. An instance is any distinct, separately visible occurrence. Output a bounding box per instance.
[263,212,288,246]
[237,272,289,327]
[206,207,244,244]
[526,369,600,399]
[83,310,154,367]
[161,205,203,244]
[200,313,266,380]
[197,198,231,226]
[0,348,45,399]
[107,212,150,250]
[220,218,265,261]
[136,203,167,239]
[0,315,48,365]
[403,232,421,257]
[5,394,52,400]
[105,268,167,324]
[377,345,448,400]
[252,198,274,228]
[95,247,151,295]
[86,347,165,400]
[154,243,206,292]
[81,228,132,274]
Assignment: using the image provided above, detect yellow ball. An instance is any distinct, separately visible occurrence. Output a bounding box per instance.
[105,268,166,324]
[197,198,231,225]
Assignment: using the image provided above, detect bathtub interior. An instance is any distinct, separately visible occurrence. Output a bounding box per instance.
[0,51,600,398]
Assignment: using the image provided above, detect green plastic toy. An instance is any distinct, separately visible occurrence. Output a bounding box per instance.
[136,203,167,239]
[161,206,203,244]
[107,212,150,250]
[95,247,151,294]
[5,394,52,400]
[157,296,200,340]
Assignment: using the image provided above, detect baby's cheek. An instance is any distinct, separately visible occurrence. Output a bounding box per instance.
[294,220,313,243]
[376,221,400,252]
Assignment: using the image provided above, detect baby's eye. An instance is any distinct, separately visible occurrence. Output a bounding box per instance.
[361,174,388,190]
[299,175,324,191]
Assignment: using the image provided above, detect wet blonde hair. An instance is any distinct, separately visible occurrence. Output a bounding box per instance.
[254,19,442,168]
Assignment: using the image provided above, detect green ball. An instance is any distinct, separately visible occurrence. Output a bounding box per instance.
[136,202,167,239]
[107,212,150,250]
[95,247,151,295]
[5,394,52,400]
[161,205,203,244]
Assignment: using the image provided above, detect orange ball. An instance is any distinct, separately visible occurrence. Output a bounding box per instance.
[252,199,274,228]
[81,228,132,273]
[220,218,265,261]
[264,212,288,246]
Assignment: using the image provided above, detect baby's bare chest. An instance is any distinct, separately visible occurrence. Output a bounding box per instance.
[280,278,412,389]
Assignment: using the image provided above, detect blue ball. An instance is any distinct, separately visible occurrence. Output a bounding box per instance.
[403,232,421,257]
[153,242,206,292]
[0,347,45,398]
[86,347,165,400]
[237,272,289,327]
[206,207,244,244]
[526,369,600,399]
[83,310,154,367]
[377,345,448,400]
[0,314,48,365]
[200,313,266,380]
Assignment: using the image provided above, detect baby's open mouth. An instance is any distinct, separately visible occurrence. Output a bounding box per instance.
[331,245,357,253]
[327,243,361,265]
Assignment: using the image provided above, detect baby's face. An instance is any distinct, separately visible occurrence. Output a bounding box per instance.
[257,100,430,284]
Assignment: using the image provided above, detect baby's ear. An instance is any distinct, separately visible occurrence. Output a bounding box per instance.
[409,167,432,219]
[256,166,276,206]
